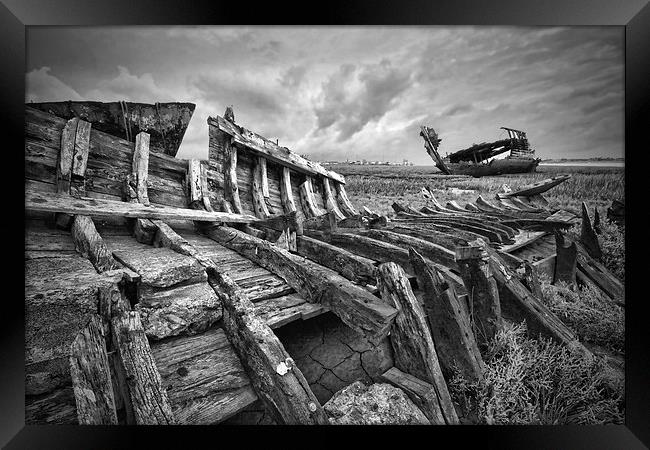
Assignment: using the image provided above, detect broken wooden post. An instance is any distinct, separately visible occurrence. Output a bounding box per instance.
[202,225,398,343]
[111,311,176,424]
[409,248,485,384]
[132,132,150,206]
[455,239,503,346]
[70,119,91,197]
[299,177,326,218]
[376,262,459,425]
[187,159,213,211]
[205,266,329,425]
[71,215,120,273]
[580,201,602,260]
[334,182,358,217]
[252,156,273,219]
[224,138,243,214]
[57,117,79,195]
[380,367,444,425]
[323,178,346,221]
[280,167,298,214]
[553,231,577,285]
[521,261,544,298]
[69,315,118,425]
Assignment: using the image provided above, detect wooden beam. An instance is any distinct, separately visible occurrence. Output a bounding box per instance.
[280,167,297,214]
[409,248,485,383]
[69,315,118,425]
[202,225,398,343]
[334,182,358,216]
[187,159,203,204]
[255,211,301,234]
[70,119,91,197]
[224,138,243,214]
[26,190,259,223]
[252,156,273,219]
[455,240,503,346]
[205,267,329,424]
[71,215,120,272]
[57,117,79,194]
[299,177,326,218]
[111,311,176,424]
[376,262,459,425]
[322,178,346,221]
[132,132,150,206]
[553,232,577,285]
[575,242,624,306]
[380,367,444,425]
[295,235,378,286]
[209,115,346,184]
[199,161,214,212]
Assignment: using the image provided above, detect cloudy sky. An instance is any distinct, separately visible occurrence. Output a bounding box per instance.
[26,26,623,163]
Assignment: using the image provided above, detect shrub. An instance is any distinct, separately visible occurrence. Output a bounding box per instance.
[448,323,624,425]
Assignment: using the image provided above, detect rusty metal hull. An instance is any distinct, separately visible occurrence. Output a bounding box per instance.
[28,101,195,157]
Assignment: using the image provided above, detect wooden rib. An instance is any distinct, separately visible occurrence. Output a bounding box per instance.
[252,156,272,219]
[202,224,398,343]
[72,120,91,177]
[334,182,358,216]
[376,262,459,425]
[26,190,259,223]
[57,117,79,194]
[280,167,297,214]
[69,315,118,425]
[71,215,120,272]
[224,139,243,214]
[501,231,549,253]
[200,161,214,212]
[322,178,346,221]
[298,177,325,218]
[132,132,150,206]
[209,115,345,184]
[187,159,203,204]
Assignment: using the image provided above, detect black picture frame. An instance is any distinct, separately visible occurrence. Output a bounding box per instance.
[2,0,648,447]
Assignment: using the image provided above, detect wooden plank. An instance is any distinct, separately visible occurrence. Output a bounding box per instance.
[69,315,118,425]
[455,240,503,346]
[205,266,329,424]
[223,138,243,214]
[252,156,273,219]
[209,115,345,184]
[132,132,151,206]
[111,311,176,424]
[150,327,258,424]
[380,367,444,425]
[409,248,485,383]
[187,159,203,203]
[501,231,549,253]
[533,254,556,281]
[280,167,297,214]
[295,235,378,286]
[202,225,398,343]
[299,177,326,218]
[334,182,358,216]
[71,119,91,177]
[71,215,120,272]
[376,262,459,425]
[322,178,346,221]
[25,190,259,223]
[57,117,78,194]
[553,232,577,285]
[199,161,214,212]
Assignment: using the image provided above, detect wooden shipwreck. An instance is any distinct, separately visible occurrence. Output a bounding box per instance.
[421,126,541,177]
[24,102,623,425]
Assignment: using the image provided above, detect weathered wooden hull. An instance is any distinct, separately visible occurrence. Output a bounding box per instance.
[440,157,540,177]
[497,174,571,198]
[28,101,195,157]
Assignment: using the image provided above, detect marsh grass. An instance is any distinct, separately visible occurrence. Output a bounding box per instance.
[448,323,624,425]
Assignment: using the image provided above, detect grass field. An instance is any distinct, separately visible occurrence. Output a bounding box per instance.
[332,164,624,217]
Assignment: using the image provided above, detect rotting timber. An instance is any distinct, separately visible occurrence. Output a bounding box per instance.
[420,125,541,177]
[24,102,623,425]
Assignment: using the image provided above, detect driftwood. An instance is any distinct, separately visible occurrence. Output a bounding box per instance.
[69,315,118,424]
[580,202,602,260]
[202,225,398,342]
[455,240,503,346]
[111,311,176,424]
[380,367,444,425]
[25,190,259,223]
[553,232,577,285]
[71,215,120,272]
[205,267,329,424]
[376,262,459,425]
[409,248,485,383]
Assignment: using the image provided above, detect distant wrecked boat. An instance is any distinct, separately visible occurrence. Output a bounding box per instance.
[420,126,541,177]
